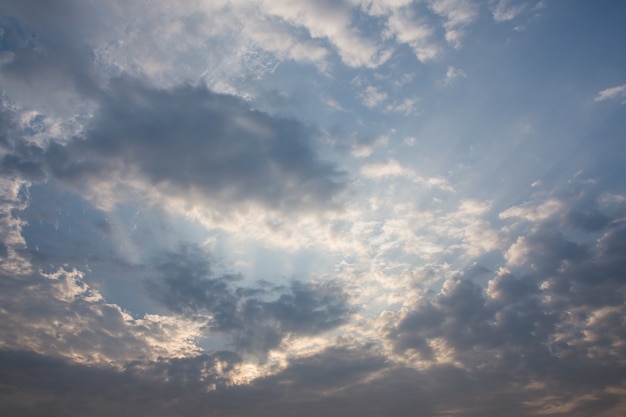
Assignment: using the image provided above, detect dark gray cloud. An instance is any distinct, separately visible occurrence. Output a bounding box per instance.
[0,100,47,182]
[0,349,240,417]
[384,192,626,413]
[0,99,50,181]
[2,343,625,417]
[0,3,103,111]
[0,99,15,148]
[147,243,352,354]
[0,77,347,213]
[0,142,46,181]
[564,200,610,231]
[385,275,555,370]
[0,348,486,417]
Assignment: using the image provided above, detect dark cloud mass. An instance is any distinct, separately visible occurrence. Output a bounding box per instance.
[2,341,625,417]
[147,244,352,353]
[0,5,102,111]
[0,77,347,213]
[382,203,626,415]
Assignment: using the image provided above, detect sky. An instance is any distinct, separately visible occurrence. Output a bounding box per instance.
[1,1,626,416]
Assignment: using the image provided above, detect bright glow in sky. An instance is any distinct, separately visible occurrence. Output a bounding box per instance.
[1,1,626,416]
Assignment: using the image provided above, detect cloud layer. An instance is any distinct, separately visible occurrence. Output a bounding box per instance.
[1,1,626,416]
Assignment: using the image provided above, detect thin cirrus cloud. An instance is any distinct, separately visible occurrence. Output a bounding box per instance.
[1,1,626,417]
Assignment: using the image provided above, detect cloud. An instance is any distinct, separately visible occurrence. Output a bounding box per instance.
[442,66,467,85]
[0,349,245,416]
[0,176,200,366]
[1,77,347,215]
[381,189,626,411]
[356,0,414,17]
[0,181,351,362]
[3,337,626,417]
[247,21,329,68]
[1,186,626,416]
[146,243,352,354]
[429,0,478,48]
[499,197,564,222]
[0,1,120,114]
[1,2,626,417]
[500,193,611,232]
[359,85,388,108]
[351,134,389,158]
[595,84,626,104]
[360,159,414,179]
[384,7,440,62]
[0,265,205,364]
[359,159,454,192]
[256,0,391,68]
[491,0,528,22]
[385,97,419,115]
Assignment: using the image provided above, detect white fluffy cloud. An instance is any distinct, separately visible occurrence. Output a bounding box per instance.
[385,7,440,62]
[429,0,478,48]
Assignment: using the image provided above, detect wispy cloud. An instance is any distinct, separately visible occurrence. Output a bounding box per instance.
[429,0,479,48]
[491,0,528,22]
[384,7,440,62]
[359,85,388,108]
[442,66,467,85]
[595,84,626,104]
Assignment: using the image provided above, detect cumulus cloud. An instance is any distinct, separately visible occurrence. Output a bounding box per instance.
[241,17,329,69]
[382,189,626,413]
[429,0,478,48]
[384,7,440,62]
[256,0,391,68]
[500,197,564,222]
[500,192,611,232]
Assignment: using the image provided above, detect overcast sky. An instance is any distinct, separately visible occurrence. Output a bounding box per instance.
[1,1,626,416]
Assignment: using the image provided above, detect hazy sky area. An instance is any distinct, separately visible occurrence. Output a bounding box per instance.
[1,1,626,416]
